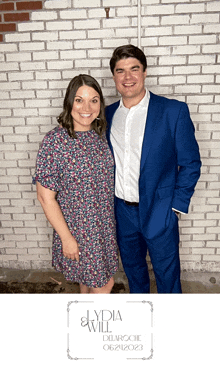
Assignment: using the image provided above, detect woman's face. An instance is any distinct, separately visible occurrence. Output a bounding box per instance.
[71,85,101,131]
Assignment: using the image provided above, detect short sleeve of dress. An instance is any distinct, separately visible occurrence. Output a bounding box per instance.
[32,130,61,192]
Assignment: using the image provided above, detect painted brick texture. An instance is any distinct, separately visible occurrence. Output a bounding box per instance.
[0,0,220,272]
[0,0,43,41]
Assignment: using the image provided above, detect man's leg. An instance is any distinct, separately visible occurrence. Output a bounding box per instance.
[146,212,182,293]
[115,197,149,293]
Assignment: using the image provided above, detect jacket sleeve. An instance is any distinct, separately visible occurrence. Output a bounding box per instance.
[172,103,201,213]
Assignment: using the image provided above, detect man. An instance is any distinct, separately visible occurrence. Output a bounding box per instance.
[105,44,201,293]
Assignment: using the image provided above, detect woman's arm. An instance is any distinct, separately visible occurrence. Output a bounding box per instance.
[36,181,80,262]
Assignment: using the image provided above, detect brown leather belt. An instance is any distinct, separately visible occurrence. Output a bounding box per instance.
[124,200,139,207]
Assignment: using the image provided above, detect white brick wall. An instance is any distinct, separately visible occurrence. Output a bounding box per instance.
[0,0,220,272]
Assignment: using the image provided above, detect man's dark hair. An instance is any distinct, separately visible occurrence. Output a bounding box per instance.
[110,44,147,74]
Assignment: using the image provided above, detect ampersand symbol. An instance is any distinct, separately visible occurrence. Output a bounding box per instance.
[81,316,89,327]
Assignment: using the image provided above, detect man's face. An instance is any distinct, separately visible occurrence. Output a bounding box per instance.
[113,57,147,108]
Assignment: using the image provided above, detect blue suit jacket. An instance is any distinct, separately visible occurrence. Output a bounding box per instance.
[105,91,201,241]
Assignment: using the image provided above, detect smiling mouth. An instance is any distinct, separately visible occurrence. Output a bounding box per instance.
[123,83,136,87]
[80,114,92,117]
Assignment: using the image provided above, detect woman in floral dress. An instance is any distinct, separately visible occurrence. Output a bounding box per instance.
[33,74,118,293]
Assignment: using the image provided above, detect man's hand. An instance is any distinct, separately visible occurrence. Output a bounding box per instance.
[173,210,180,218]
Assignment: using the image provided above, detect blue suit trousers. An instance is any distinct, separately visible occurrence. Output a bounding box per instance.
[115,197,182,294]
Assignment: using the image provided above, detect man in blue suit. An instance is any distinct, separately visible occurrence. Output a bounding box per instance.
[105,44,201,293]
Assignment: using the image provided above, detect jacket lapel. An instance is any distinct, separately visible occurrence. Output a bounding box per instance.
[105,101,120,156]
[140,92,162,172]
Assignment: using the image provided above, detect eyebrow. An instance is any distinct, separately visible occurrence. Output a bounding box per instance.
[115,65,141,72]
[74,94,100,99]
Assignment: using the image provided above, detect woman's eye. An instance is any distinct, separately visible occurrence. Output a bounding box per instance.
[75,98,82,103]
[92,99,99,103]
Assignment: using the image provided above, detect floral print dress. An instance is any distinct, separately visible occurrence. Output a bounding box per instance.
[33,126,118,288]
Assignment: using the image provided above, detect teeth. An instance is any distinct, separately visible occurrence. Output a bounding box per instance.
[80,114,91,117]
[124,83,135,86]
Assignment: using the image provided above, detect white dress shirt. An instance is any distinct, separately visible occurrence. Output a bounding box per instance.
[110,89,150,202]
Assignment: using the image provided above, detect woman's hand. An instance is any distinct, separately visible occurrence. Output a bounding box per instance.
[62,236,80,262]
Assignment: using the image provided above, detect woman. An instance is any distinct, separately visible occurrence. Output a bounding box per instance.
[33,74,118,293]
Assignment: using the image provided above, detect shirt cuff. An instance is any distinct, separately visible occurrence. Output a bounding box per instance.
[172,208,186,215]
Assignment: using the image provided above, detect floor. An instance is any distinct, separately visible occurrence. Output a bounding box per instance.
[1,267,220,293]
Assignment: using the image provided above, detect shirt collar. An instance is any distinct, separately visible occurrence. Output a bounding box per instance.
[119,88,150,110]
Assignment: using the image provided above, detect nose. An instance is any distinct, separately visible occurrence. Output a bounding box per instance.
[124,70,132,79]
[82,101,91,111]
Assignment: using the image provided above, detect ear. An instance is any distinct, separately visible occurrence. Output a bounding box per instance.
[144,69,147,78]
